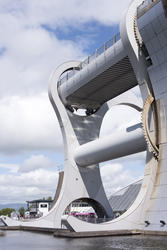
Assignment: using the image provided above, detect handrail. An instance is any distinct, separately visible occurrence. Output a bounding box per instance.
[58,0,161,87]
[137,0,161,18]
[58,33,121,86]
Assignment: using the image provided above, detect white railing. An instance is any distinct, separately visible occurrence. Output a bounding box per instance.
[137,0,161,17]
[58,33,121,86]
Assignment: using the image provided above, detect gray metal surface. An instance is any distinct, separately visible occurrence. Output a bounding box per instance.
[2,0,167,234]
[74,123,146,167]
[58,46,138,109]
[109,179,142,213]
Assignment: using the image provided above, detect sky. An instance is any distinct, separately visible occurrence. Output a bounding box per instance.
[0,0,146,204]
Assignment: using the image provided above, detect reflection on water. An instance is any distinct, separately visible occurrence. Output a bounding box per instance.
[1,230,167,250]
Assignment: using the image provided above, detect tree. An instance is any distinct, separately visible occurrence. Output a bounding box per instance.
[18,207,25,217]
[0,208,15,217]
[47,196,52,201]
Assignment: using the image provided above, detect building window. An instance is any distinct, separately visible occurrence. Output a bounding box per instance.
[40,204,47,208]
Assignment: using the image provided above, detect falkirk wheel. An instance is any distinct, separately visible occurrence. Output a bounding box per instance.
[1,0,167,234]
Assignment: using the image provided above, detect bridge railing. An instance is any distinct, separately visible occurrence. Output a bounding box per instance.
[75,216,114,224]
[58,33,120,86]
[137,0,160,18]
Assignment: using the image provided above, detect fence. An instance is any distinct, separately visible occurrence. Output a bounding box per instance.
[58,33,120,86]
[137,0,160,18]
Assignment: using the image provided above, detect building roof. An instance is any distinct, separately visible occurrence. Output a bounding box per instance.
[26,199,53,204]
[109,179,142,212]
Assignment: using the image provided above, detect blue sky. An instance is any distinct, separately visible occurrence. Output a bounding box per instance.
[44,22,120,52]
[0,0,146,204]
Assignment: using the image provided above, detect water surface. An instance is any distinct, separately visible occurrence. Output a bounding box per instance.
[1,230,167,250]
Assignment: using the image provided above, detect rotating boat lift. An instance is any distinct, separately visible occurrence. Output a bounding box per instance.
[1,0,167,233]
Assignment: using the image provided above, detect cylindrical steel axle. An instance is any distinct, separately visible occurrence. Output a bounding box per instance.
[74,123,146,167]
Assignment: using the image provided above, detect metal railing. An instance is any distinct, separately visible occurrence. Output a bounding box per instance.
[137,0,161,18]
[58,33,121,86]
[76,216,113,224]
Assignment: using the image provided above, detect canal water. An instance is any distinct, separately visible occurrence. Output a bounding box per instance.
[1,230,167,250]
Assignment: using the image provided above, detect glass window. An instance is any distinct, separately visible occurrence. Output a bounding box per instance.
[40,204,47,208]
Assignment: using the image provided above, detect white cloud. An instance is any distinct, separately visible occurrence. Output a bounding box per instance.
[100,163,140,197]
[19,154,53,173]
[0,93,63,154]
[0,152,61,203]
[0,158,141,204]
[0,0,132,99]
[0,168,59,203]
[0,25,85,97]
[100,90,142,137]
[1,0,131,28]
[0,163,19,173]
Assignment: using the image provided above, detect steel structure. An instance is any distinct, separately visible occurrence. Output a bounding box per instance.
[1,0,167,234]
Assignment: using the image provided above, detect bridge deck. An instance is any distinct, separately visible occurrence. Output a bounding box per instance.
[59,40,138,109]
[58,0,160,110]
